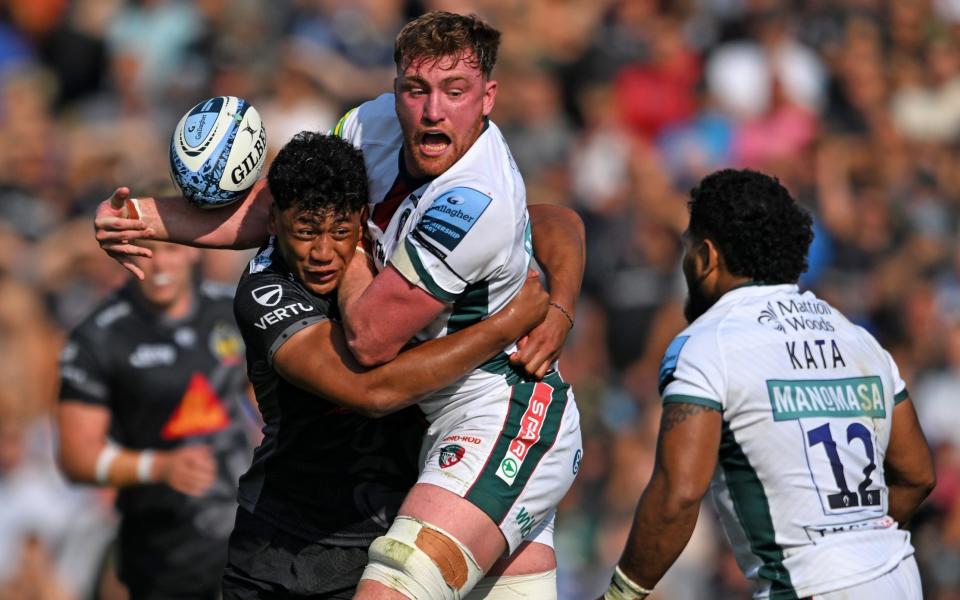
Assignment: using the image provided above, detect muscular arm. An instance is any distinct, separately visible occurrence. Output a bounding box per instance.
[276,275,546,417]
[511,204,586,377]
[528,204,585,316]
[95,183,273,278]
[340,204,586,372]
[613,402,722,591]
[57,402,216,496]
[885,398,936,525]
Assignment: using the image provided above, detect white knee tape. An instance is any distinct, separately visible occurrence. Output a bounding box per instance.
[362,516,484,600]
[465,570,557,599]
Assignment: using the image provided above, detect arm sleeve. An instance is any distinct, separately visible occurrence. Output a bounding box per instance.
[58,330,110,406]
[884,348,909,404]
[659,330,726,412]
[234,274,332,366]
[388,187,507,302]
[856,324,909,404]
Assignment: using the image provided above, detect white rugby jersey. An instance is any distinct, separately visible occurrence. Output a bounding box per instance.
[334,94,533,419]
[660,283,914,599]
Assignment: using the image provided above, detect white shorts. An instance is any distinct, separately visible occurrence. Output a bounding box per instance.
[417,370,582,554]
[812,555,922,599]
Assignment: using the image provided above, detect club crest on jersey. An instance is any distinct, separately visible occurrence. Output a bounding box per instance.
[252,284,283,307]
[438,444,465,469]
[210,321,244,365]
[416,187,491,252]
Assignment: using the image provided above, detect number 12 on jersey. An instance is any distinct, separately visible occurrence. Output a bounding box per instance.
[805,421,883,513]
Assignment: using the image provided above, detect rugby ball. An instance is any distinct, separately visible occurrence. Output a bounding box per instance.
[169,96,267,209]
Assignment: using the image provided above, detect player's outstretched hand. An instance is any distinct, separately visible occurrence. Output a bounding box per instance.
[155,444,217,497]
[509,282,575,379]
[94,187,155,280]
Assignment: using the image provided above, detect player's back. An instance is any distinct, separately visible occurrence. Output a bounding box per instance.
[660,283,913,599]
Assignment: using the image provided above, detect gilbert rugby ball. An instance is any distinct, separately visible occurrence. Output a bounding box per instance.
[169,96,267,209]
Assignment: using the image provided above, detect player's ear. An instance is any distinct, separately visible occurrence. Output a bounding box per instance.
[482,79,497,116]
[699,238,720,278]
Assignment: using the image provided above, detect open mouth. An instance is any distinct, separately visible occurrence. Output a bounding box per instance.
[152,272,172,286]
[419,131,451,156]
[305,270,337,284]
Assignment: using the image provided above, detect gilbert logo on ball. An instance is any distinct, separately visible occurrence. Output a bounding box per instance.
[170,96,267,209]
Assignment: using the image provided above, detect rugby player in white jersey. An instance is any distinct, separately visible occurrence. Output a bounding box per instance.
[94,12,585,599]
[601,169,935,600]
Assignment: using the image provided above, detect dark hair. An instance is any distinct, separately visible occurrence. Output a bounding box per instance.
[394,11,501,78]
[267,132,368,217]
[688,169,813,284]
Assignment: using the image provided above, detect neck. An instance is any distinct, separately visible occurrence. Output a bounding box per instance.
[715,274,755,299]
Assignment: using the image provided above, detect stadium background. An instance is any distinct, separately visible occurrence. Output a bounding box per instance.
[2,0,960,598]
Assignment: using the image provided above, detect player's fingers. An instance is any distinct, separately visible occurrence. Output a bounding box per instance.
[95,217,149,234]
[108,187,129,210]
[118,260,146,281]
[508,336,530,365]
[527,268,540,280]
[102,242,153,258]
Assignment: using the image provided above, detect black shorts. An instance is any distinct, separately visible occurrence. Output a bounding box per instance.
[222,508,370,600]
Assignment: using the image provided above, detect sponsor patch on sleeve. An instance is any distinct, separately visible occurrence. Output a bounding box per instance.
[416,187,491,252]
[658,335,689,395]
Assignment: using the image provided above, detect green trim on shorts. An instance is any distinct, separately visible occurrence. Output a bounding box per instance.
[465,371,570,525]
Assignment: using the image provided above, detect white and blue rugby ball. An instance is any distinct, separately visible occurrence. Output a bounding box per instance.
[169,96,267,209]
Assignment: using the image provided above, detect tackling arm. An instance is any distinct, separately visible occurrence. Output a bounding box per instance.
[276,274,548,417]
[884,398,936,525]
[95,182,273,279]
[603,402,722,599]
[510,204,586,378]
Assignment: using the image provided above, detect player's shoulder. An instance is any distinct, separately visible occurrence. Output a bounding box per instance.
[71,287,137,340]
[332,94,398,142]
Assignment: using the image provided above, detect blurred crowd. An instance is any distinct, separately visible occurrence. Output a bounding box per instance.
[2,0,960,598]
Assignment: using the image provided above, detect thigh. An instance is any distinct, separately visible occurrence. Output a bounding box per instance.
[417,372,582,556]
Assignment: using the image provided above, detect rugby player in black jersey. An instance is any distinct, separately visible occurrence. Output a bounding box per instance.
[57,241,255,600]
[218,132,548,599]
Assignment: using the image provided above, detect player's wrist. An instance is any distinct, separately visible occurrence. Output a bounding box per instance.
[603,565,653,600]
[547,300,574,330]
[94,443,119,484]
[137,450,156,483]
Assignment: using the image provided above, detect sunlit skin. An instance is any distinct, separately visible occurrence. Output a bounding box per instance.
[268,205,362,297]
[394,50,498,178]
[130,240,199,319]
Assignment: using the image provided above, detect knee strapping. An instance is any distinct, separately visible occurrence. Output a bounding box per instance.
[362,516,484,600]
[465,570,558,599]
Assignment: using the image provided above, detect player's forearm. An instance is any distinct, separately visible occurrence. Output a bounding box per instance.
[135,183,271,249]
[58,442,159,488]
[887,480,935,525]
[615,478,702,590]
[364,310,523,415]
[529,204,585,314]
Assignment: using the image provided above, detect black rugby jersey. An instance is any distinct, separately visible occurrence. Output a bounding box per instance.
[58,281,254,593]
[234,237,424,546]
